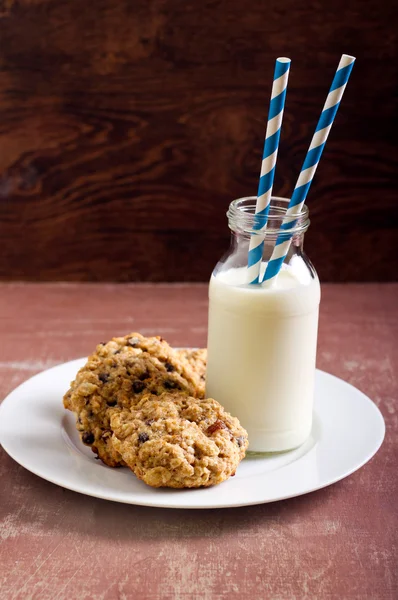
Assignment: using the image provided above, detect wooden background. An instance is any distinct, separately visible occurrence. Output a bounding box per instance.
[0,0,396,282]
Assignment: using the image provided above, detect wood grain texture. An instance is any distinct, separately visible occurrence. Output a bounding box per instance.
[0,283,397,599]
[0,0,397,281]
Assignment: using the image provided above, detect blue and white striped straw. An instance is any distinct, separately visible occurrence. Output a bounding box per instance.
[247,57,291,284]
[262,54,356,285]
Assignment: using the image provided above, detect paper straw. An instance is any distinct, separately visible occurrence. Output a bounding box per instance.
[247,57,291,284]
[261,54,356,285]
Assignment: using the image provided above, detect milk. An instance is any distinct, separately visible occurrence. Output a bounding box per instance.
[206,265,321,452]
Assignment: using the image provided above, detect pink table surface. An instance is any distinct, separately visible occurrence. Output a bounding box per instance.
[0,283,397,600]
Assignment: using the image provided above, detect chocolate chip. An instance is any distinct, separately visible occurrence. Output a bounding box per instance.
[132,380,145,393]
[138,432,149,443]
[106,399,117,407]
[82,432,94,445]
[139,370,150,380]
[206,420,227,435]
[98,373,109,384]
[127,337,141,347]
[164,380,179,390]
[236,436,246,447]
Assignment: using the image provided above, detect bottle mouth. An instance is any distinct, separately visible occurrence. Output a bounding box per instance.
[227,196,310,237]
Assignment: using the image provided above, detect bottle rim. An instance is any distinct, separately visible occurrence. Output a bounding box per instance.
[227,196,310,237]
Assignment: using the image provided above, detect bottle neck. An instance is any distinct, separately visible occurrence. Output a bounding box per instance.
[227,196,310,250]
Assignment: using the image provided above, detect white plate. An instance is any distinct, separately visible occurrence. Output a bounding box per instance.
[0,358,385,509]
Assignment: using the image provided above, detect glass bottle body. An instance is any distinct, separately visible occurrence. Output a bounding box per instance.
[206,197,321,452]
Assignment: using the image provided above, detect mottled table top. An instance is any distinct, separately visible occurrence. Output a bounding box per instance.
[0,283,397,600]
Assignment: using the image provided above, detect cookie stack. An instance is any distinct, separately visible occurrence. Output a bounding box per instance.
[63,333,248,488]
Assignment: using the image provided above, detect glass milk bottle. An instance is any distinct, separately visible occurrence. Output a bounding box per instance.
[206,196,321,453]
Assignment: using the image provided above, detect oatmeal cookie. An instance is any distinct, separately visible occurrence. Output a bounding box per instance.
[110,392,248,488]
[63,333,204,467]
[176,348,207,390]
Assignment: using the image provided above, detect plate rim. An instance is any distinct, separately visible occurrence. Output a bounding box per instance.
[0,357,386,509]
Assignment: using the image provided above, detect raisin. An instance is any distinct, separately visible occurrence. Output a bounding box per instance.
[139,370,150,380]
[206,420,227,435]
[165,362,175,372]
[164,380,179,390]
[132,380,145,393]
[107,399,117,407]
[145,419,154,426]
[236,436,246,447]
[98,373,109,384]
[138,432,149,443]
[82,432,94,445]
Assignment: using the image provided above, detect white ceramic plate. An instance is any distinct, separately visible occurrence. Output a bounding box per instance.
[0,358,385,509]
